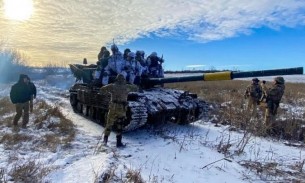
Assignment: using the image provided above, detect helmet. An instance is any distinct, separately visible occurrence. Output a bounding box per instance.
[111,44,118,52]
[151,52,157,57]
[124,48,131,54]
[252,78,259,82]
[128,52,135,58]
[136,50,141,56]
[116,74,125,82]
[274,76,285,84]
[104,50,110,57]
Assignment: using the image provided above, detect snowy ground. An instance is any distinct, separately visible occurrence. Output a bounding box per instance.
[0,75,305,182]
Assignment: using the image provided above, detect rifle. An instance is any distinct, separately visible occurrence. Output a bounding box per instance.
[159,54,163,77]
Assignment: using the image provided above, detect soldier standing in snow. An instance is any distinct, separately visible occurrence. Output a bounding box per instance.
[101,44,124,85]
[244,78,262,117]
[264,77,285,129]
[260,80,268,102]
[10,74,32,129]
[100,74,138,147]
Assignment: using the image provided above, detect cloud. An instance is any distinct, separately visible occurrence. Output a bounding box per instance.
[186,65,206,68]
[0,0,304,65]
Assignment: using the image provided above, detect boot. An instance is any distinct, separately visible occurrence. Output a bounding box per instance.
[103,135,108,145]
[116,135,125,147]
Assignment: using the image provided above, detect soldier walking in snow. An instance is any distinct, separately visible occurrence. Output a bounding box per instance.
[264,77,285,131]
[100,74,138,147]
[244,78,262,117]
[10,74,32,130]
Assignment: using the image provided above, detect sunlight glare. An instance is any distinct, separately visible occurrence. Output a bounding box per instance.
[4,0,34,21]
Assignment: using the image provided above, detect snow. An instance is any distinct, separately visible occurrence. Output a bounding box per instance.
[0,74,305,182]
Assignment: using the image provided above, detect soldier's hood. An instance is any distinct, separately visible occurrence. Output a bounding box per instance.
[18,74,28,82]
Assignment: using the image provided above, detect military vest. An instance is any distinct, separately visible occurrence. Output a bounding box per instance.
[246,83,262,99]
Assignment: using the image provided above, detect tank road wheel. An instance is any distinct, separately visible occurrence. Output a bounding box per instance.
[76,103,82,113]
[89,107,96,120]
[82,105,89,116]
[70,94,78,111]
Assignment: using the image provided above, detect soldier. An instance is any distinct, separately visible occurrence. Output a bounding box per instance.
[98,46,108,61]
[260,80,268,102]
[147,52,164,78]
[102,44,124,85]
[100,74,138,147]
[10,74,32,129]
[25,76,37,112]
[244,78,262,117]
[264,77,285,128]
[123,48,131,60]
[122,52,142,84]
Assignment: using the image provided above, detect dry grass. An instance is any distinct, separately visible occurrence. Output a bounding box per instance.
[0,98,75,151]
[166,80,305,142]
[0,97,15,117]
[0,133,33,149]
[9,156,54,183]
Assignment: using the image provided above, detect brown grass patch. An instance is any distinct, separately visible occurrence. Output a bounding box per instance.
[0,133,33,149]
[166,80,305,141]
[0,97,15,116]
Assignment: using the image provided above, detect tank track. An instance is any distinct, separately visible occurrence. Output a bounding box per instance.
[122,88,210,131]
[70,85,210,132]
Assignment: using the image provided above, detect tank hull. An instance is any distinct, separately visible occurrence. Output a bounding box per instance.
[69,84,209,131]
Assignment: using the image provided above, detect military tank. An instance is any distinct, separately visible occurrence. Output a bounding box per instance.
[69,64,303,132]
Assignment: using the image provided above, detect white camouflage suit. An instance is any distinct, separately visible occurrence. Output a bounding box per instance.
[102,50,124,85]
[121,52,143,84]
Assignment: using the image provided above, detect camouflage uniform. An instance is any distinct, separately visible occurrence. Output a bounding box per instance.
[260,81,268,101]
[244,78,262,117]
[100,74,138,146]
[102,44,124,85]
[264,77,285,128]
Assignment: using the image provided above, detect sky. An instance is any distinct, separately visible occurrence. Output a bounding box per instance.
[0,0,305,71]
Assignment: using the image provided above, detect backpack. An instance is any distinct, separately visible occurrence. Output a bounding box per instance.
[248,84,261,99]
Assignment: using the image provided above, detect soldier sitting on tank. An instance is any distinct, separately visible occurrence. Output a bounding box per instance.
[101,44,124,85]
[135,50,148,76]
[147,52,164,78]
[123,48,131,60]
[90,61,103,86]
[121,52,143,85]
[98,46,108,61]
[100,74,138,147]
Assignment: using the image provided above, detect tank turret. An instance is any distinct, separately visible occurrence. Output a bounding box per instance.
[69,65,303,132]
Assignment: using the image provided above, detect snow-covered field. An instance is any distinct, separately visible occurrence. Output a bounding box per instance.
[0,74,305,182]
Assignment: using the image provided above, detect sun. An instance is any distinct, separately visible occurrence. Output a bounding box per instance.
[4,0,34,21]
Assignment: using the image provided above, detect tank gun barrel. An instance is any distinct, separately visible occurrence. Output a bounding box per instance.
[147,67,303,86]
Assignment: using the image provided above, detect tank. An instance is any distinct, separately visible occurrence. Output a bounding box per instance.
[69,64,303,132]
